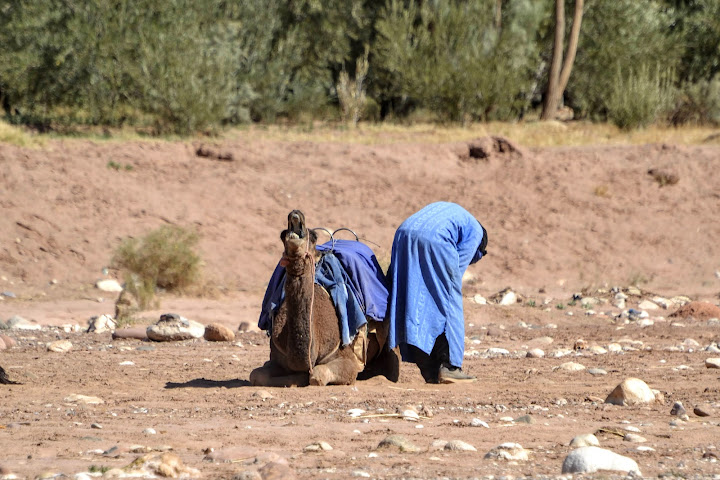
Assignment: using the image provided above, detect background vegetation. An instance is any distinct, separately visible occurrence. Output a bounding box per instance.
[1,0,719,134]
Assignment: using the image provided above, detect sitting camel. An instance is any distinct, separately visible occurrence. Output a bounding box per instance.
[250,210,399,387]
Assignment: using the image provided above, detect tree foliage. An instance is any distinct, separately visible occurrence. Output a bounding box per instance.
[0,0,719,132]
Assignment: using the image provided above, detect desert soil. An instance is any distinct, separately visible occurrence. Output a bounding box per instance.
[1,132,720,479]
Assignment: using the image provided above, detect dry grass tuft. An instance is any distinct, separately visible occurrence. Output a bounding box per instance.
[0,120,44,147]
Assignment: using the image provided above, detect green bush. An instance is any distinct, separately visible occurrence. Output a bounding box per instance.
[112,225,201,308]
[670,76,720,126]
[606,65,675,130]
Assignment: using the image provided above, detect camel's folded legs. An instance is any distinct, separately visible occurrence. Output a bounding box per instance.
[249,361,310,387]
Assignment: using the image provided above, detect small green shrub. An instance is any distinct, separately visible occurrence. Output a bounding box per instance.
[606,65,675,130]
[112,225,201,308]
[670,76,720,126]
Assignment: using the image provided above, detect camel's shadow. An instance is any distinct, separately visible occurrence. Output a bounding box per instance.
[165,378,251,389]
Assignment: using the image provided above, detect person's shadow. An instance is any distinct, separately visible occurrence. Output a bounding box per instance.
[165,378,251,389]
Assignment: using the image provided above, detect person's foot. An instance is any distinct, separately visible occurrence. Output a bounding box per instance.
[438,365,476,384]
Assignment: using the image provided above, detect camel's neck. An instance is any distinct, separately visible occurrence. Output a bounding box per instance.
[275,258,315,371]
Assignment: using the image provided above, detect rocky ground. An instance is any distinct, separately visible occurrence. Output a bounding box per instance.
[1,133,720,479]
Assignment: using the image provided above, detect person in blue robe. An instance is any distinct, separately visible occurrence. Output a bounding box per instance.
[386,202,488,383]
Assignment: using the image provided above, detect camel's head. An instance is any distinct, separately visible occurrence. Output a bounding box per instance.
[280,210,318,274]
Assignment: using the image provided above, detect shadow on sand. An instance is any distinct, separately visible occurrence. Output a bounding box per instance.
[165,378,251,389]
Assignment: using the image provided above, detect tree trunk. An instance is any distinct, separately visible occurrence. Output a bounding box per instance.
[541,0,584,120]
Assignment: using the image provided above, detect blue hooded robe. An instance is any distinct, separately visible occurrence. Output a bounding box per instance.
[387,202,485,368]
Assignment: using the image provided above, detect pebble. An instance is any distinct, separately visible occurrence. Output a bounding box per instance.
[605,378,657,405]
[484,442,529,461]
[473,294,487,305]
[499,290,517,306]
[6,315,41,330]
[569,433,599,447]
[304,441,332,452]
[514,414,535,424]
[87,314,116,333]
[143,428,157,435]
[444,440,477,452]
[377,435,420,453]
[588,345,607,355]
[347,408,365,417]
[624,433,647,443]
[556,362,585,372]
[670,401,688,419]
[204,323,235,342]
[259,461,296,479]
[705,358,720,369]
[693,404,715,417]
[146,313,205,341]
[562,446,640,474]
[471,418,489,428]
[47,340,72,353]
[526,348,545,358]
[64,394,104,405]
[0,334,16,348]
[638,300,659,310]
[587,368,607,376]
[95,279,123,292]
[254,390,274,401]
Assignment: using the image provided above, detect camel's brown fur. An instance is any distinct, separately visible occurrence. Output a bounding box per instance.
[250,210,399,387]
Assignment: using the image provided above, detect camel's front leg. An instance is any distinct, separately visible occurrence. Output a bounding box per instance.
[310,357,360,386]
[250,361,310,387]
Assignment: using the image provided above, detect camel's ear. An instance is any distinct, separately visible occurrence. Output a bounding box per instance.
[280,229,289,243]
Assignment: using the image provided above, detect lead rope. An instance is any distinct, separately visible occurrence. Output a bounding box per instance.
[306,234,316,375]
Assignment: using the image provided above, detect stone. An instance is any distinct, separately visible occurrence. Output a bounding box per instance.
[670,401,687,418]
[624,433,647,443]
[64,394,104,405]
[147,313,205,342]
[444,440,477,452]
[589,345,607,355]
[259,461,296,480]
[638,300,659,310]
[556,362,585,372]
[470,418,489,428]
[87,314,117,333]
[47,339,73,353]
[473,294,487,305]
[605,378,658,406]
[705,358,720,369]
[514,414,535,424]
[569,434,600,447]
[6,315,41,330]
[587,368,607,376]
[377,435,420,453]
[254,390,274,401]
[526,348,545,358]
[561,446,640,474]
[499,290,517,306]
[693,404,715,417]
[204,323,235,342]
[112,326,149,340]
[95,279,123,292]
[484,442,529,461]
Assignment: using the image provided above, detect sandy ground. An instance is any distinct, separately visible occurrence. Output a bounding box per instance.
[1,133,720,479]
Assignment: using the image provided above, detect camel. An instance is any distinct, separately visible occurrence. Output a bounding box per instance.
[250,210,399,387]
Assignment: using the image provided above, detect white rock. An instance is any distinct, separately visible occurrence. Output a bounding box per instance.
[705,358,720,369]
[607,343,623,353]
[486,347,510,356]
[147,313,205,341]
[95,279,123,292]
[473,294,487,305]
[87,314,117,333]
[143,428,157,435]
[402,409,419,421]
[499,290,517,306]
[64,394,104,405]
[48,339,73,353]
[562,446,640,474]
[569,433,600,447]
[605,378,657,405]
[588,345,607,355]
[556,362,586,372]
[652,296,671,309]
[484,442,529,461]
[347,408,365,417]
[471,418,489,428]
[526,348,545,358]
[638,300,659,310]
[444,440,477,452]
[624,433,647,443]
